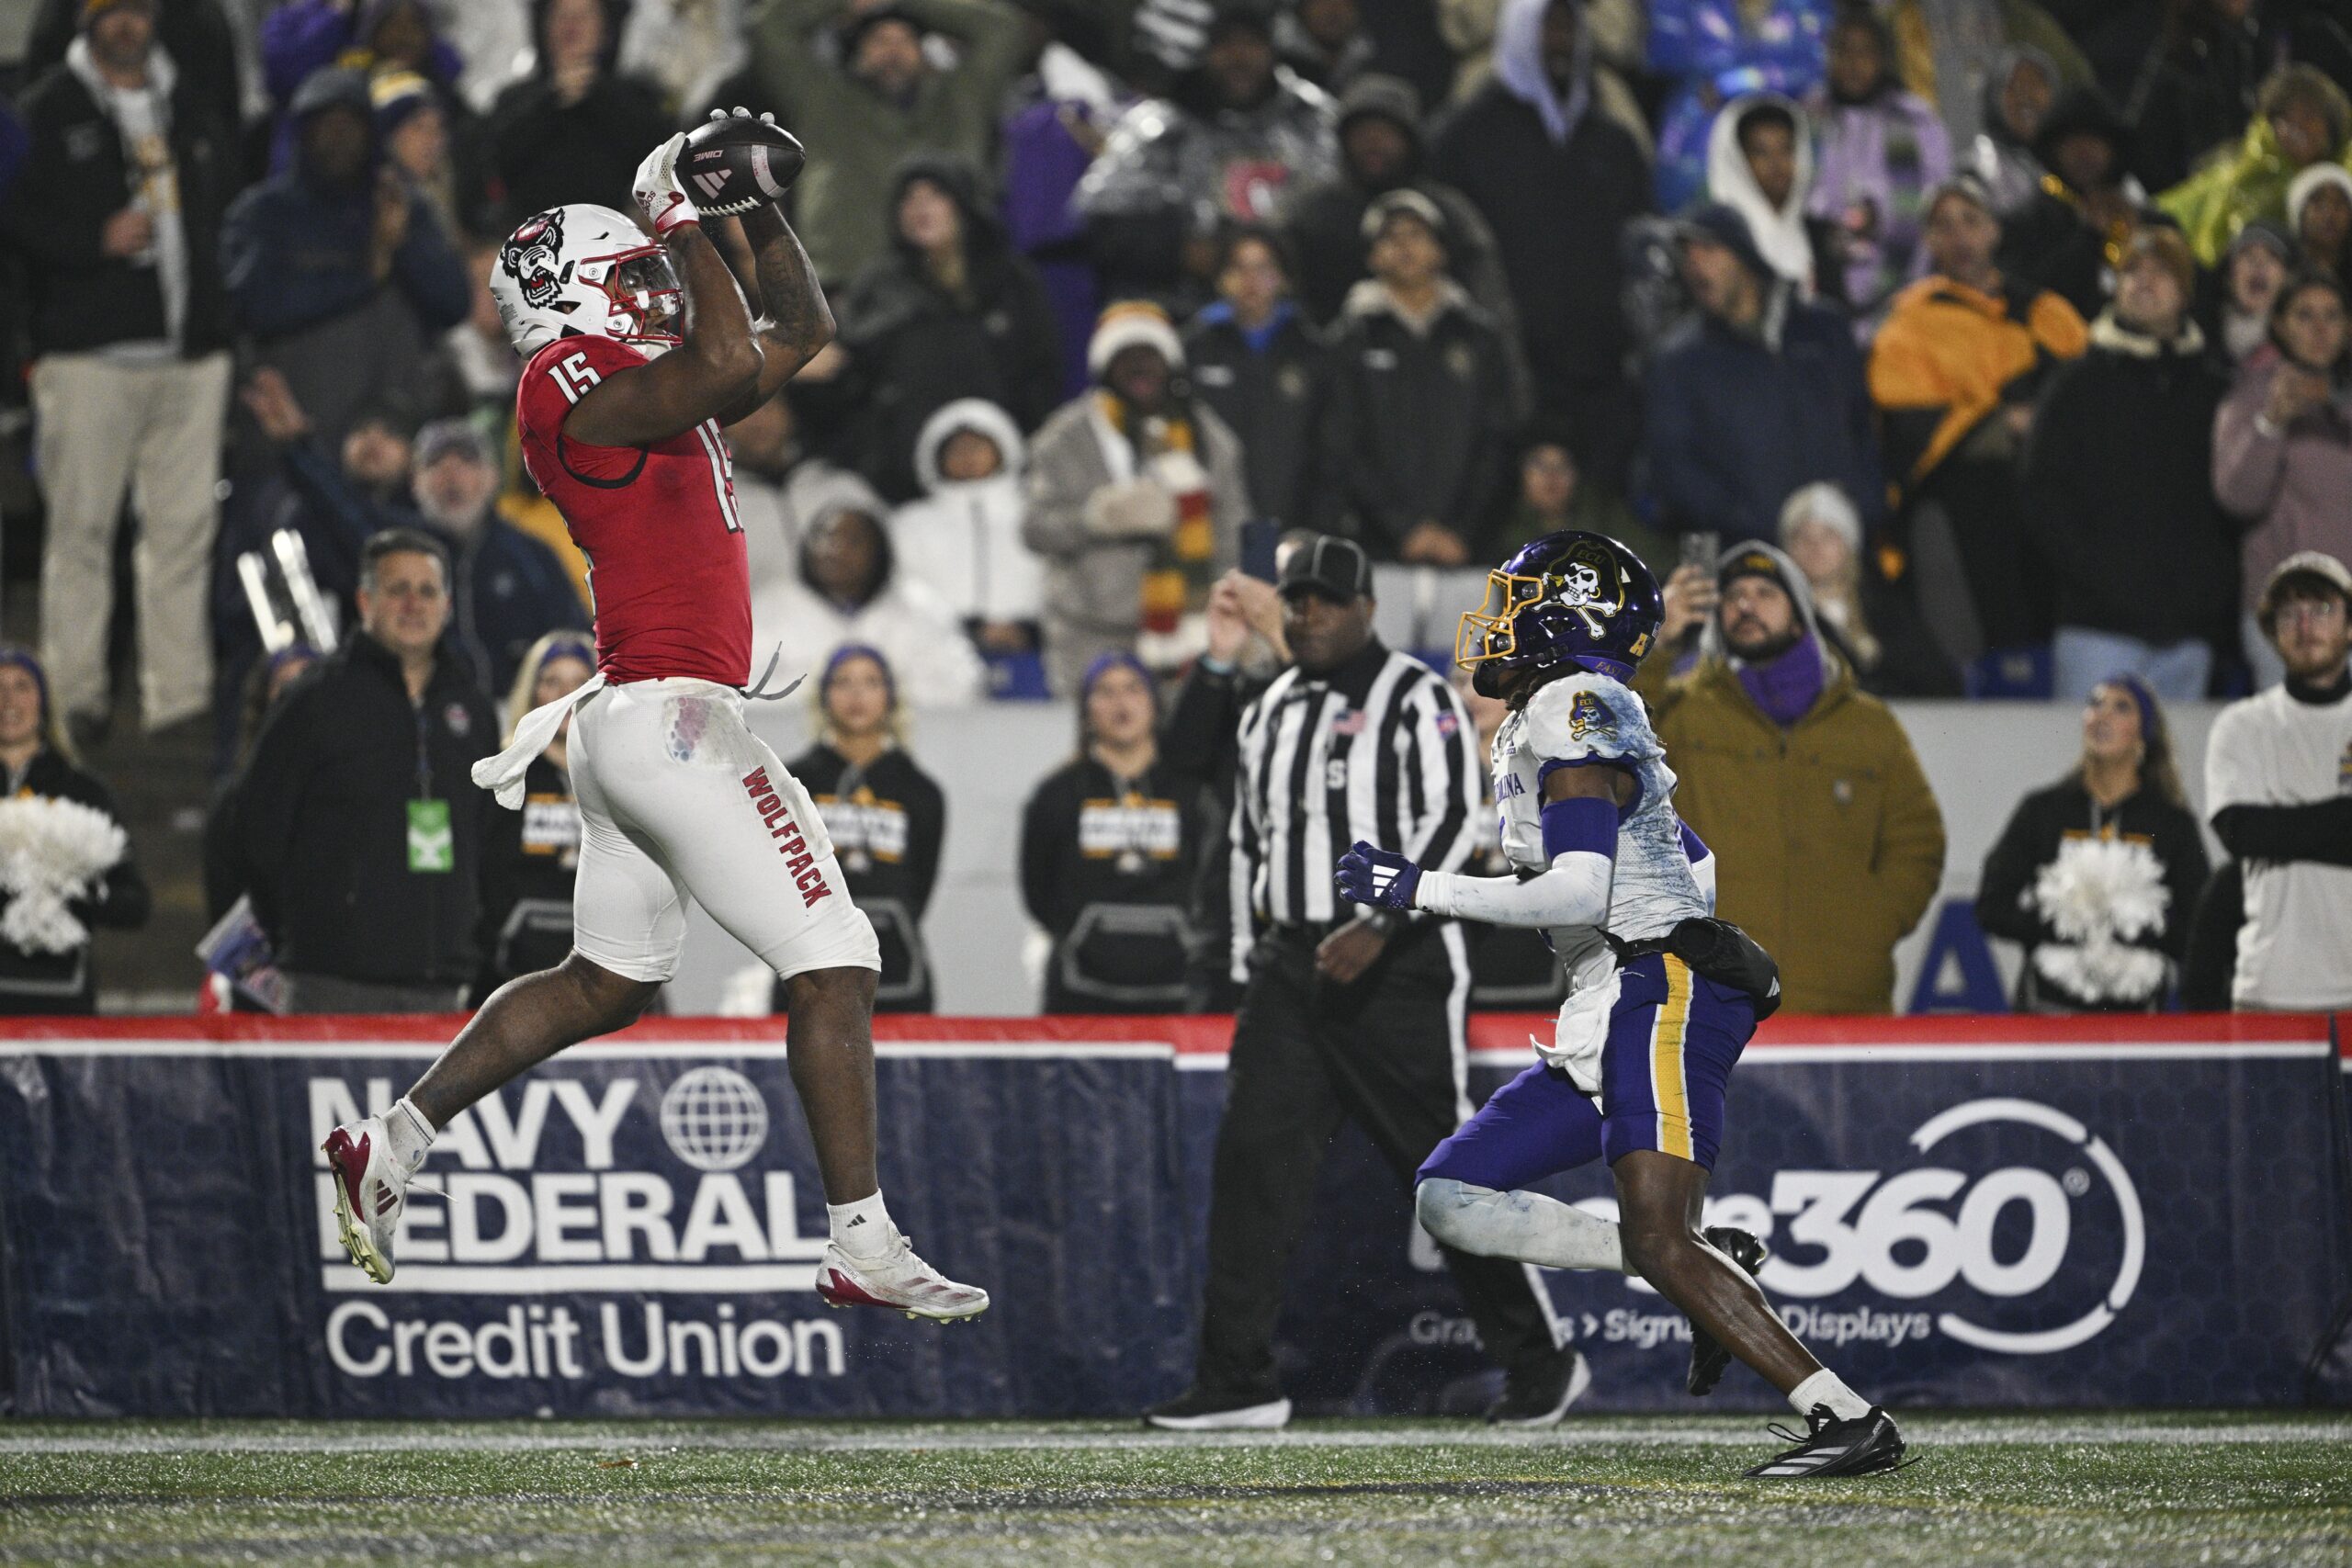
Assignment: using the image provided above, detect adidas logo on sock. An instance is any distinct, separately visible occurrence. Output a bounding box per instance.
[846,1215,867,1227]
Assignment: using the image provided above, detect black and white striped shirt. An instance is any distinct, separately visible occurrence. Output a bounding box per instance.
[1229,639,1481,969]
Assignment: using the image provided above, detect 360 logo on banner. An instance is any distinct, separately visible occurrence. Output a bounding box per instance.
[1555,1098,2145,1359]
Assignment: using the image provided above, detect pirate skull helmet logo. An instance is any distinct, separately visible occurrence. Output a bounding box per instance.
[502,209,567,307]
[1548,547,1624,636]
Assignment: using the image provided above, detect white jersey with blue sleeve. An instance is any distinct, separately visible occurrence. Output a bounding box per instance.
[1490,671,1711,995]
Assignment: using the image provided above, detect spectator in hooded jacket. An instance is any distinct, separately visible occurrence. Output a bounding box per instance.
[1965,44,2056,219]
[486,0,673,226]
[1645,203,1882,544]
[1705,94,1846,303]
[1883,0,2090,152]
[2026,224,2233,700]
[1779,481,1960,696]
[220,66,470,457]
[2162,64,2352,267]
[1806,3,1951,320]
[1646,0,1833,216]
[1638,541,1946,1013]
[777,647,947,1012]
[890,398,1046,678]
[2215,270,2352,689]
[837,154,1064,502]
[1438,0,1652,156]
[0,649,149,1015]
[1020,652,1204,1012]
[1078,0,1340,307]
[1998,85,2145,323]
[1276,73,1518,337]
[1976,674,2209,1012]
[6,0,237,742]
[1024,302,1250,691]
[2201,220,2294,369]
[2289,163,2352,295]
[1182,225,1334,532]
[1869,174,2086,673]
[752,473,987,705]
[474,631,595,999]
[1321,191,1513,565]
[1431,0,1650,495]
[750,0,1032,284]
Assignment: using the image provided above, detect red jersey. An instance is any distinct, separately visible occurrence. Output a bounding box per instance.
[516,334,751,686]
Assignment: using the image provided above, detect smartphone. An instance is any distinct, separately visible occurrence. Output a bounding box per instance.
[1240,518,1280,583]
[1680,530,1720,575]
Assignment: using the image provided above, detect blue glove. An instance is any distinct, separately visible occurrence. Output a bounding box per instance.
[1335,840,1421,911]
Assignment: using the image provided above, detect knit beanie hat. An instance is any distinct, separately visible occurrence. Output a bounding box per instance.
[1088,301,1184,378]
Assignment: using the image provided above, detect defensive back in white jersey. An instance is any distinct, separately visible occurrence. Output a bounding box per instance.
[1488,670,1708,988]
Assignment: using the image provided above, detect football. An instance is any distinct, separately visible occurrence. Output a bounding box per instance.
[678,115,806,218]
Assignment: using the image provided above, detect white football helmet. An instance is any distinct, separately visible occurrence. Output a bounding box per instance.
[490,204,683,357]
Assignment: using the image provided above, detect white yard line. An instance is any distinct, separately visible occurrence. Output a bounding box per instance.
[3,1417,2345,1458]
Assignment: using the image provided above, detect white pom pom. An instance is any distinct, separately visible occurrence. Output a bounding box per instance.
[2030,834,2170,944]
[0,796,127,955]
[2026,834,2174,1005]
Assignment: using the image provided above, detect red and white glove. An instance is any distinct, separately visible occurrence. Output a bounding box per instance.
[632,132,699,238]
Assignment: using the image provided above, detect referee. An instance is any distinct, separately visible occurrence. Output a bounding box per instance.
[1146,536,1579,1430]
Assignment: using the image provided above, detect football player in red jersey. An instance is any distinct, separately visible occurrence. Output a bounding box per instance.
[322,119,989,1323]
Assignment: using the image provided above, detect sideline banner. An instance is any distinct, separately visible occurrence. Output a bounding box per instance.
[0,1014,2344,1416]
[0,1023,1193,1418]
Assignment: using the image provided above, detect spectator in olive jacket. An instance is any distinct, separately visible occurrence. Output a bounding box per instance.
[1640,543,1947,1013]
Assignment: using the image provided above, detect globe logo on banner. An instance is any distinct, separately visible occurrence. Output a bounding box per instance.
[658,1066,770,1172]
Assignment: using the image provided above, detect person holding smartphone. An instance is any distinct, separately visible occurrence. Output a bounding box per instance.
[2215,271,2352,689]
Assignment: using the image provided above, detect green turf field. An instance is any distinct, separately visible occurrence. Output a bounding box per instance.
[3,1413,2347,1566]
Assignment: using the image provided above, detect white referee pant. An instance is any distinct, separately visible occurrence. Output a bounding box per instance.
[565,677,880,983]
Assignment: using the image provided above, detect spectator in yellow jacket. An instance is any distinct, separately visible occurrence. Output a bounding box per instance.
[2159,65,2352,269]
[1640,542,1947,1013]
[1868,173,2085,671]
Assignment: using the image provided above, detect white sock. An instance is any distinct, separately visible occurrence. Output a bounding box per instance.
[827,1191,896,1258]
[1788,1369,1872,1422]
[1416,1179,1632,1273]
[385,1098,435,1177]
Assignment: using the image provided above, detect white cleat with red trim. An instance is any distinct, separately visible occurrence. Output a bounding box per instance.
[816,1230,989,1323]
[322,1116,409,1285]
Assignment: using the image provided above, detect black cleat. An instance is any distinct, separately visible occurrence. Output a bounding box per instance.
[1743,1404,1907,1479]
[1142,1385,1292,1430]
[1486,1348,1593,1427]
[1688,1225,1769,1396]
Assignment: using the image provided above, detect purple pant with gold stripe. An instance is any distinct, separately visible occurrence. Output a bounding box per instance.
[1419,953,1756,1188]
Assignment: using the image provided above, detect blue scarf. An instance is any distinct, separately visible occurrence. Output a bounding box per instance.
[1195,299,1294,355]
[1737,630,1826,728]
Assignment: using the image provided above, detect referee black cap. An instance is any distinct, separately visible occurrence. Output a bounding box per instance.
[1277,535,1373,603]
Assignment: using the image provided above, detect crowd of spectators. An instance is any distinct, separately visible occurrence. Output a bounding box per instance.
[0,0,2349,1015]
